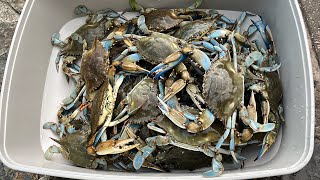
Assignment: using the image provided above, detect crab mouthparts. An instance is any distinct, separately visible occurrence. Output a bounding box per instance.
[96,139,139,155]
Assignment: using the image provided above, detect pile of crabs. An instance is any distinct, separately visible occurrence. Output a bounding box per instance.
[43,0,284,177]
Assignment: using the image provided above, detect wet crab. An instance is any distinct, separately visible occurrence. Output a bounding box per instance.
[44,131,107,169]
[132,114,245,177]
[110,16,212,81]
[248,71,283,160]
[192,58,275,161]
[129,0,203,33]
[44,3,285,178]
[79,38,148,151]
[52,5,126,82]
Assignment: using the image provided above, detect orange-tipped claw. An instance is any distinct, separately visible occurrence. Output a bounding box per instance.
[96,139,139,155]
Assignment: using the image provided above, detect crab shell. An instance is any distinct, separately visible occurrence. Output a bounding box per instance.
[62,36,84,58]
[75,17,110,48]
[173,19,215,42]
[127,84,161,124]
[52,131,98,168]
[136,32,181,65]
[89,81,112,134]
[264,71,283,111]
[125,78,158,116]
[144,9,184,32]
[80,38,109,93]
[203,60,244,120]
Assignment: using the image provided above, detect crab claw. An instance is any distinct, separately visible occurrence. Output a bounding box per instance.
[248,121,275,133]
[251,19,271,50]
[137,15,151,34]
[51,33,68,48]
[96,139,139,155]
[133,145,156,170]
[149,53,187,80]
[188,48,211,71]
[43,122,60,135]
[203,154,224,177]
[113,61,149,74]
[44,145,61,160]
[255,131,277,161]
[251,63,281,72]
[158,96,187,129]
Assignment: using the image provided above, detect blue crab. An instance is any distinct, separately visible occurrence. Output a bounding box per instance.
[129,0,203,32]
[44,125,138,169]
[132,115,245,177]
[44,129,107,169]
[200,59,276,161]
[90,77,158,148]
[248,71,283,160]
[109,15,212,81]
[52,5,127,82]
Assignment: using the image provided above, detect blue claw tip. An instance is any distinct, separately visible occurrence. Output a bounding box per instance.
[260,123,275,133]
[255,144,268,161]
[141,146,155,158]
[133,151,145,170]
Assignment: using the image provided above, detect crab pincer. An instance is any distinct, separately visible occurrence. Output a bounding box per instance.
[96,139,140,155]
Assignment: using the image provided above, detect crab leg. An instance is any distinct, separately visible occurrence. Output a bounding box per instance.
[133,135,172,170]
[113,46,138,61]
[249,84,272,125]
[230,31,238,70]
[251,19,272,50]
[186,108,216,133]
[61,82,84,106]
[235,11,256,33]
[210,39,228,51]
[192,41,226,59]
[174,63,191,82]
[93,75,125,147]
[113,61,149,74]
[158,80,165,99]
[209,9,235,24]
[245,51,264,67]
[159,96,215,133]
[187,48,211,71]
[215,111,238,162]
[239,105,275,133]
[63,85,86,110]
[251,63,281,72]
